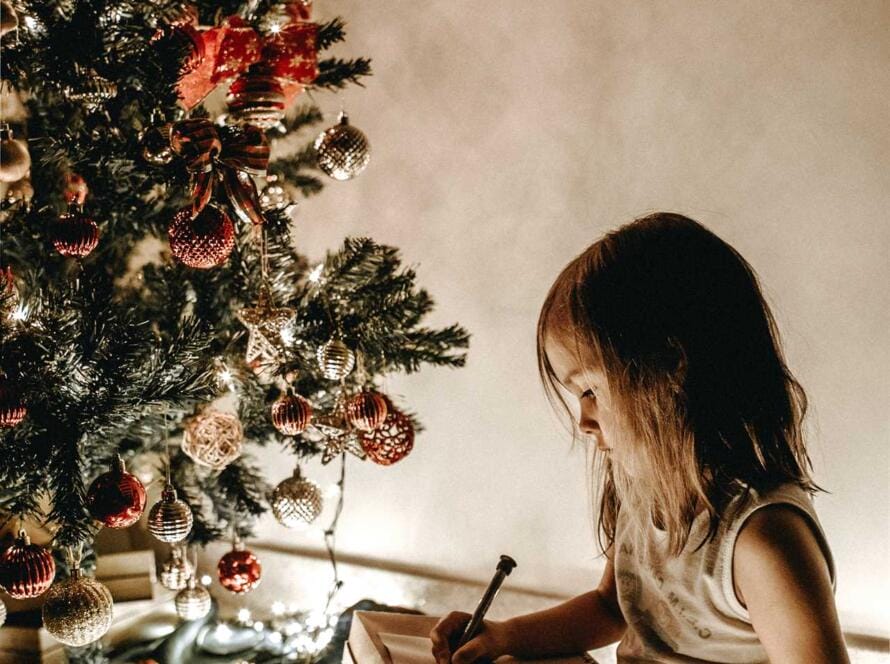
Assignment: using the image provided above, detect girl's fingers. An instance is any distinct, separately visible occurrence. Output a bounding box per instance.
[452,637,489,664]
[430,612,472,664]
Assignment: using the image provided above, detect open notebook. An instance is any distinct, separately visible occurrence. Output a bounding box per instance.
[345,611,597,664]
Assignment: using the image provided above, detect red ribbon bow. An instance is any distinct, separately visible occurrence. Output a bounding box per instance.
[177,15,319,109]
[170,119,270,225]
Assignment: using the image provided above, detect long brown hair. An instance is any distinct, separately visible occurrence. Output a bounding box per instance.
[536,212,820,556]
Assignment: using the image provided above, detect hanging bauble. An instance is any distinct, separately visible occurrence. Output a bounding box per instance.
[346,390,388,432]
[4,176,34,208]
[270,467,323,527]
[85,455,147,528]
[0,530,55,598]
[259,176,291,211]
[360,401,415,466]
[148,484,193,543]
[174,575,211,620]
[316,338,355,380]
[217,542,261,594]
[168,205,235,269]
[0,374,26,428]
[0,1,18,37]
[226,66,286,130]
[42,570,113,647]
[0,124,31,183]
[0,596,5,627]
[64,173,88,206]
[313,112,370,181]
[159,547,193,591]
[140,124,174,166]
[182,410,243,470]
[271,391,312,435]
[51,210,100,258]
[66,66,117,111]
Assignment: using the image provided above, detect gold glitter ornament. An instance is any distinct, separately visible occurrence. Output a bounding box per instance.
[182,410,243,470]
[236,286,296,364]
[316,338,355,380]
[174,575,211,620]
[313,112,370,181]
[159,547,193,590]
[42,570,114,647]
[148,484,193,543]
[270,467,323,527]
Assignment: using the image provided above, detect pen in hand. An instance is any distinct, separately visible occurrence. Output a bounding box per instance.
[456,555,518,649]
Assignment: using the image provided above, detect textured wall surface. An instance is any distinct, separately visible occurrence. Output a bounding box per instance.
[252,0,890,637]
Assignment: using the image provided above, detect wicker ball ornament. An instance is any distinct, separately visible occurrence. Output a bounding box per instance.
[316,338,355,380]
[0,375,26,428]
[52,210,100,258]
[313,112,370,181]
[0,530,56,599]
[270,468,323,528]
[346,390,388,432]
[85,456,147,528]
[0,125,30,183]
[360,401,415,466]
[159,548,193,591]
[271,391,312,435]
[168,205,235,269]
[217,543,261,594]
[42,571,113,647]
[148,485,193,543]
[226,67,286,129]
[182,410,243,470]
[174,576,211,620]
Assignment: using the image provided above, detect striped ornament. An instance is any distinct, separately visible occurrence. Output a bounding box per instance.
[0,530,56,599]
[271,392,313,436]
[345,390,388,432]
[148,485,193,543]
[52,211,99,258]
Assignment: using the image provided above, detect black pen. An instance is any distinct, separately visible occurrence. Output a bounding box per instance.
[456,555,518,649]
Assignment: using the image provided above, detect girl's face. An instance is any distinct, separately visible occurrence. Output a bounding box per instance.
[543,327,639,475]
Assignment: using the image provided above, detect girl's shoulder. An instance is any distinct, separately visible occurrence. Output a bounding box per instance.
[715,481,836,619]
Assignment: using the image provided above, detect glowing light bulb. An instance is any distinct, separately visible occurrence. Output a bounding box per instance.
[10,303,29,322]
[238,608,252,623]
[308,264,324,283]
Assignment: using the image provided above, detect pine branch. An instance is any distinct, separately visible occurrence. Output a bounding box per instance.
[313,57,373,90]
[317,17,347,51]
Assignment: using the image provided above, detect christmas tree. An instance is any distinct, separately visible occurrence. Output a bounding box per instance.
[0,0,468,652]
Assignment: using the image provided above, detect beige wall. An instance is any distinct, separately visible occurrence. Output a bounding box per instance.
[254,1,890,637]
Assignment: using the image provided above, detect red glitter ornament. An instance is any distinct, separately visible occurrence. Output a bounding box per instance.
[271,391,312,435]
[168,205,235,269]
[0,530,56,599]
[0,374,26,428]
[52,210,100,257]
[345,390,388,432]
[86,455,147,528]
[217,542,261,594]
[360,399,415,466]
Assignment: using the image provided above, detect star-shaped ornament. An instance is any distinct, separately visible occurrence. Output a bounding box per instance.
[311,411,367,464]
[236,286,296,364]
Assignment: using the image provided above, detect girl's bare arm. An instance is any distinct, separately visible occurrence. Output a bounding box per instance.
[734,505,850,664]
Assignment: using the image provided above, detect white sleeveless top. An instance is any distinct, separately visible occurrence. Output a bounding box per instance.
[613,482,836,663]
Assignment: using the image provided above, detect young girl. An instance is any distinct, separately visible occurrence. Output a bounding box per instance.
[430,213,849,663]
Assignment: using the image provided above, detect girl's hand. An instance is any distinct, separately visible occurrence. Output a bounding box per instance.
[429,611,512,664]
